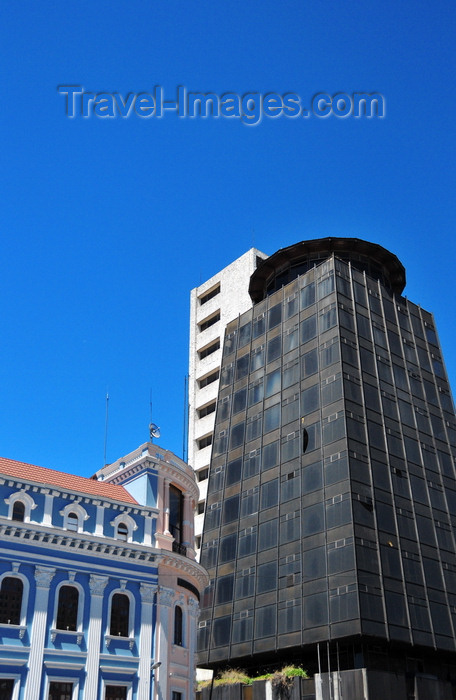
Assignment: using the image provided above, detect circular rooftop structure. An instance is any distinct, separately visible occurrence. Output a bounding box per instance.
[249,237,406,302]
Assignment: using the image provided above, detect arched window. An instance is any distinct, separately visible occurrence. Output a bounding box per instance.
[12,501,25,522]
[60,503,88,533]
[56,585,79,631]
[174,605,183,646]
[0,577,23,625]
[110,514,137,542]
[117,523,128,541]
[110,593,130,637]
[66,512,79,532]
[7,491,35,522]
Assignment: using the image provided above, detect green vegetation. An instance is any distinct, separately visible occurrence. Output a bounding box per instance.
[197,666,308,689]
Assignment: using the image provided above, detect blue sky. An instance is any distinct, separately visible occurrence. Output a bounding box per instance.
[1,1,455,476]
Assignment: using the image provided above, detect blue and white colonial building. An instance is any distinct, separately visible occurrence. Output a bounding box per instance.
[0,442,208,700]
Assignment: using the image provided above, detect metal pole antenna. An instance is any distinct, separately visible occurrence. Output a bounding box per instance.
[103,392,109,466]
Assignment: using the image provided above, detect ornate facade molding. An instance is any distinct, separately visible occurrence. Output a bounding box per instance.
[34,566,56,588]
[89,574,109,596]
[158,586,175,607]
[188,597,200,618]
[140,583,158,603]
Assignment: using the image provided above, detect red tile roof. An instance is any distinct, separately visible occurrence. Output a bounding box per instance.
[0,456,138,504]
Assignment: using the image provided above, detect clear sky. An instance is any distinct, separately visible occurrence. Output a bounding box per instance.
[1,0,455,477]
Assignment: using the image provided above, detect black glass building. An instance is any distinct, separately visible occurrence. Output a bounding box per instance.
[197,238,456,695]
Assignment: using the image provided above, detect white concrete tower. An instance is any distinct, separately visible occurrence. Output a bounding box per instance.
[188,248,267,559]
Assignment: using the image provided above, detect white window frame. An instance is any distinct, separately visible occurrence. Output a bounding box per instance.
[102,679,133,700]
[0,571,29,627]
[52,578,84,634]
[5,491,36,523]
[110,514,137,543]
[44,675,80,700]
[60,503,88,533]
[106,586,135,640]
[0,672,21,700]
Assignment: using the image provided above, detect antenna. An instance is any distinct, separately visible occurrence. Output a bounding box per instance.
[103,391,109,466]
[148,389,161,441]
[149,423,161,441]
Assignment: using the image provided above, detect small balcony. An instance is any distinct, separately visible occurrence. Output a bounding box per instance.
[170,524,188,557]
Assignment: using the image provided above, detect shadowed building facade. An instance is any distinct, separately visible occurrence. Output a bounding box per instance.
[197,238,456,699]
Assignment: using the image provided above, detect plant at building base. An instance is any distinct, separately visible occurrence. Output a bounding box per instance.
[197,669,252,688]
[270,667,308,700]
[197,666,308,691]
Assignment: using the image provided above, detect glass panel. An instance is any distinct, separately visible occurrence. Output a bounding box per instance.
[265,369,281,398]
[223,495,240,524]
[302,503,325,536]
[267,335,282,363]
[226,458,242,486]
[284,326,299,354]
[255,605,276,638]
[219,534,237,563]
[232,388,247,414]
[239,528,257,557]
[257,561,278,593]
[261,479,279,509]
[263,441,279,470]
[258,519,278,550]
[301,315,317,344]
[317,274,335,299]
[302,348,318,376]
[300,282,315,309]
[235,354,250,381]
[212,616,231,646]
[230,422,245,449]
[302,384,319,414]
[264,403,281,432]
[251,346,265,371]
[238,323,252,348]
[268,304,282,330]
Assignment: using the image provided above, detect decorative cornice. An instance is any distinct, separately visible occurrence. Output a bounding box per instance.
[156,553,209,590]
[0,522,158,563]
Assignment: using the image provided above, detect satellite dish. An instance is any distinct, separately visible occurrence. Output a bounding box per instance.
[149,423,161,440]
